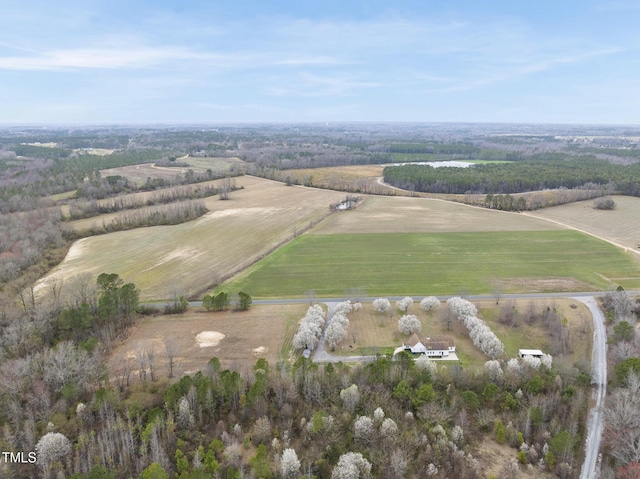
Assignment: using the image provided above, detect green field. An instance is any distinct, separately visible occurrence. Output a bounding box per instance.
[218,230,640,298]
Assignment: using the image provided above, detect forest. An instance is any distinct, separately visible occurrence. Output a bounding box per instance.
[382,159,640,197]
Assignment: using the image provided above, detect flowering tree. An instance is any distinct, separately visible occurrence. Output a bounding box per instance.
[354,416,374,445]
[398,314,421,335]
[420,296,440,311]
[334,300,353,315]
[396,297,413,312]
[292,305,326,350]
[326,321,348,350]
[35,432,72,478]
[446,297,504,359]
[373,407,385,423]
[415,355,437,377]
[373,298,391,313]
[484,360,504,381]
[281,448,301,479]
[340,384,360,413]
[380,418,399,440]
[332,452,372,479]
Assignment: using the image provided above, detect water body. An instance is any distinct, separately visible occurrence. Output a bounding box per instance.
[393,161,474,168]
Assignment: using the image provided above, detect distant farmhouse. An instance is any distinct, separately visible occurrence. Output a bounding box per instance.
[403,334,455,357]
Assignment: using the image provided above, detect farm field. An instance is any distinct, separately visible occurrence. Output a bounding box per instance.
[328,298,591,369]
[526,195,640,255]
[219,230,640,298]
[100,157,245,185]
[285,164,396,194]
[36,176,346,300]
[109,303,308,378]
[315,195,561,234]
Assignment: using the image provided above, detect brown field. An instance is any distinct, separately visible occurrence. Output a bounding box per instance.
[108,304,308,379]
[314,195,562,235]
[526,195,640,257]
[288,165,398,195]
[37,176,346,300]
[328,298,591,368]
[101,157,246,185]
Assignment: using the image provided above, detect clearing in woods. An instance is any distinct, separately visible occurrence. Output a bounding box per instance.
[37,176,346,300]
[108,303,308,377]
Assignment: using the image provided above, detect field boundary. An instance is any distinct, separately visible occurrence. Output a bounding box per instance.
[522,212,640,259]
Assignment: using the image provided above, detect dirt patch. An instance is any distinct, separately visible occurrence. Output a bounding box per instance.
[493,277,589,292]
[476,439,556,479]
[195,331,225,348]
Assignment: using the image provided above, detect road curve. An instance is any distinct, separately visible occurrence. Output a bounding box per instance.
[574,296,607,479]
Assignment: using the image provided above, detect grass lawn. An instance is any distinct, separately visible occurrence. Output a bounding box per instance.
[323,298,591,369]
[218,230,640,298]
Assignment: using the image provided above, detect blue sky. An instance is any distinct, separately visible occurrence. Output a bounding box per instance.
[1,0,639,124]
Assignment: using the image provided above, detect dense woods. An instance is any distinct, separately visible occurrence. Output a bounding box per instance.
[382,159,640,197]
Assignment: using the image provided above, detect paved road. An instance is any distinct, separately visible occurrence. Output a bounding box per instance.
[575,296,607,479]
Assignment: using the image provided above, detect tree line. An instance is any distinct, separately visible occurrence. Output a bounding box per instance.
[383,157,640,196]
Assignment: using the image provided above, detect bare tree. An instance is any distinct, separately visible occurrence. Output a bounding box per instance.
[114,357,132,392]
[146,346,156,382]
[136,347,147,383]
[163,338,178,378]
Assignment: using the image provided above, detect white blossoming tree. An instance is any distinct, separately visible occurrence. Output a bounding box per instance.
[396,296,413,312]
[332,452,372,479]
[35,432,72,478]
[340,384,360,413]
[398,314,421,335]
[446,297,505,359]
[415,355,437,377]
[373,298,391,314]
[281,448,301,479]
[326,321,348,350]
[420,296,441,311]
[354,416,375,445]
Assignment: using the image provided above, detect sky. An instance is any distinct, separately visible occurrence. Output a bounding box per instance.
[1,0,639,125]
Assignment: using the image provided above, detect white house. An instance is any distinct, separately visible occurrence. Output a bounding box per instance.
[403,334,455,357]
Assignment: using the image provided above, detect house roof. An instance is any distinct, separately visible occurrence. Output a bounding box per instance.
[427,336,455,348]
[519,349,544,356]
[424,340,449,351]
[404,333,422,347]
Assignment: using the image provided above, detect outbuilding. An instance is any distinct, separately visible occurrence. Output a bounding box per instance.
[519,349,544,359]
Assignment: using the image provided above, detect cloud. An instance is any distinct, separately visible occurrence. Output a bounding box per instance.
[0,46,218,71]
